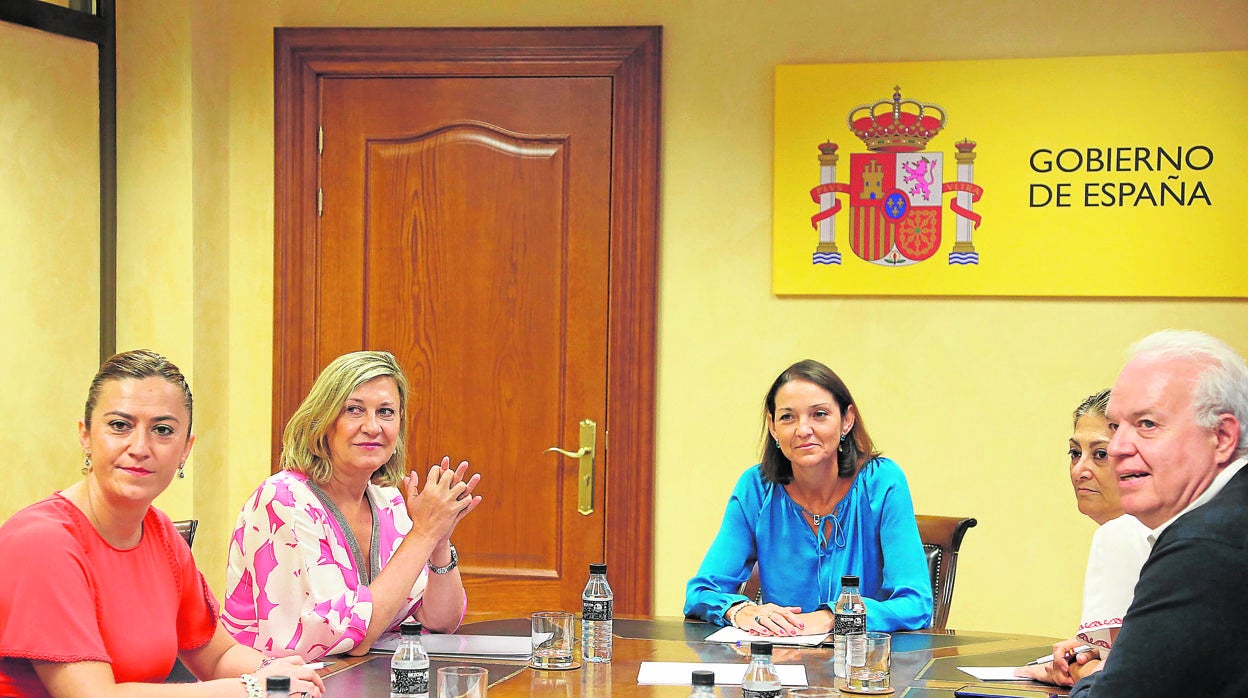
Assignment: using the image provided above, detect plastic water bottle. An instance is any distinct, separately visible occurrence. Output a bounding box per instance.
[390,621,429,698]
[741,641,782,698]
[265,676,290,698]
[689,669,718,696]
[582,562,613,662]
[833,574,866,679]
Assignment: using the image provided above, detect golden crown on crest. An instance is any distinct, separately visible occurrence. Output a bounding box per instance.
[846,86,947,153]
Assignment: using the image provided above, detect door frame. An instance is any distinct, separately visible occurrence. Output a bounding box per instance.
[273,26,660,614]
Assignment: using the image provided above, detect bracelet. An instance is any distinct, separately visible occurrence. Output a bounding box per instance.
[257,656,277,672]
[725,602,751,627]
[428,542,458,575]
[240,674,262,698]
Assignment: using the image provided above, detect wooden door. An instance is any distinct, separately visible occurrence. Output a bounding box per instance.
[273,28,660,618]
[321,75,610,614]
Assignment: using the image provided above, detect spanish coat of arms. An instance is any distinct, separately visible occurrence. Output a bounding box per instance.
[808,87,984,266]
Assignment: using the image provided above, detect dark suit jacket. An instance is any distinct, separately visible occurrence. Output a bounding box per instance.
[1070,463,1248,698]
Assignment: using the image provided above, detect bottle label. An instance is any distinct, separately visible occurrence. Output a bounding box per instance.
[742,689,782,698]
[583,599,613,621]
[391,667,428,695]
[832,612,865,635]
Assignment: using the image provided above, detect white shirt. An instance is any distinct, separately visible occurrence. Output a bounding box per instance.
[1077,514,1151,652]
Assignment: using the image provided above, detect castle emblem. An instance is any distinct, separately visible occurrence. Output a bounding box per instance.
[809,87,984,266]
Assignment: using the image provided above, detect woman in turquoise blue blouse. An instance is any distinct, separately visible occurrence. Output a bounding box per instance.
[684,359,932,635]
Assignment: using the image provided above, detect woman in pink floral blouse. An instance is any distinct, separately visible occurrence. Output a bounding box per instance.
[222,351,482,660]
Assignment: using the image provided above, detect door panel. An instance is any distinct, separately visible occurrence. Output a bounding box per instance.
[318,76,610,614]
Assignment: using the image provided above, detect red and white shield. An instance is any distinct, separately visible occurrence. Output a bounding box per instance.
[849,152,943,265]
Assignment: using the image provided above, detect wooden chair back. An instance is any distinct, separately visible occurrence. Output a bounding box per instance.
[916,514,977,630]
[173,519,198,549]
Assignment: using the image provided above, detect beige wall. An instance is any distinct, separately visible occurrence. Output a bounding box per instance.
[5,0,1247,640]
[115,0,196,517]
[0,21,100,520]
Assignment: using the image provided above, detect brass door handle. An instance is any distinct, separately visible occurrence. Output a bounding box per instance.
[544,446,592,459]
[544,418,597,515]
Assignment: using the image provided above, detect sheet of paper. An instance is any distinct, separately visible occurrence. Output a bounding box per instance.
[637,661,808,686]
[957,666,1032,681]
[370,632,531,658]
[704,626,830,647]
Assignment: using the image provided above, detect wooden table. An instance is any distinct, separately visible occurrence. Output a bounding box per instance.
[321,618,1068,697]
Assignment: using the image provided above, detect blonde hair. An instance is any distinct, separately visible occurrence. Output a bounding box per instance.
[281,351,410,486]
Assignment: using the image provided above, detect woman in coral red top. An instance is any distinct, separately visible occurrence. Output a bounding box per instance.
[0,350,324,698]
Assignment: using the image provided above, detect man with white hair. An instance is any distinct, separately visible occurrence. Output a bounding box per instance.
[1067,330,1248,697]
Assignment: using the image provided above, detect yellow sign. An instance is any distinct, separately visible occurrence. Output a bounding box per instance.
[774,52,1248,297]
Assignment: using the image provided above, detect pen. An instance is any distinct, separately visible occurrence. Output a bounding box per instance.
[1062,645,1095,663]
[1024,645,1094,666]
[306,661,334,670]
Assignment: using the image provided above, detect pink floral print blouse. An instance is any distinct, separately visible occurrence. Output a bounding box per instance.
[222,470,433,659]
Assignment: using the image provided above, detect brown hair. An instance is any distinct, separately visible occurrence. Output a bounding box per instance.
[1072,389,1111,428]
[84,349,193,430]
[759,359,880,484]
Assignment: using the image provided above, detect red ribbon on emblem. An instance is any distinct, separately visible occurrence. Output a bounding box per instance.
[809,182,851,229]
[942,181,983,228]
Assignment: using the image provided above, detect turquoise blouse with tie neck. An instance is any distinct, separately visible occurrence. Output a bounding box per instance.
[683,457,933,631]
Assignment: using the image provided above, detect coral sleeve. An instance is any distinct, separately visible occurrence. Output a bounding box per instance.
[0,504,109,665]
[160,514,219,652]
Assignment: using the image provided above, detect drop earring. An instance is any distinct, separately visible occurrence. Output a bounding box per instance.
[177,462,186,479]
[82,451,92,475]
[838,433,847,452]
[774,438,781,448]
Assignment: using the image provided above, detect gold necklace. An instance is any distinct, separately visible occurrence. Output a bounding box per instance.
[82,486,100,529]
[76,484,113,542]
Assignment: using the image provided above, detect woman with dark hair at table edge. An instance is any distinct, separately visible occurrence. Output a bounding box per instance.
[684,359,933,635]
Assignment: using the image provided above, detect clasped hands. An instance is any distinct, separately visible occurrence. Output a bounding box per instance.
[730,602,829,637]
[403,456,483,542]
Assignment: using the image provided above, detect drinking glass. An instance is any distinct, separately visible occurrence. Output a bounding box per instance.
[437,666,487,698]
[530,611,578,669]
[846,631,891,692]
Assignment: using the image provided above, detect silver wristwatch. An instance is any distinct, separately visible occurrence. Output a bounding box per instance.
[429,542,458,575]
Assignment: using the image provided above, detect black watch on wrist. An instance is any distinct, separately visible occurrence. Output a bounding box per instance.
[429,542,458,575]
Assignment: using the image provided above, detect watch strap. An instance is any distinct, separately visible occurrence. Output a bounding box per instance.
[429,542,458,575]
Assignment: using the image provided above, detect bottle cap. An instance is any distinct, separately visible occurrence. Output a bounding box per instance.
[400,621,423,636]
[265,676,291,691]
[692,670,715,686]
[750,641,773,656]
[589,562,607,575]
[841,574,860,587]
